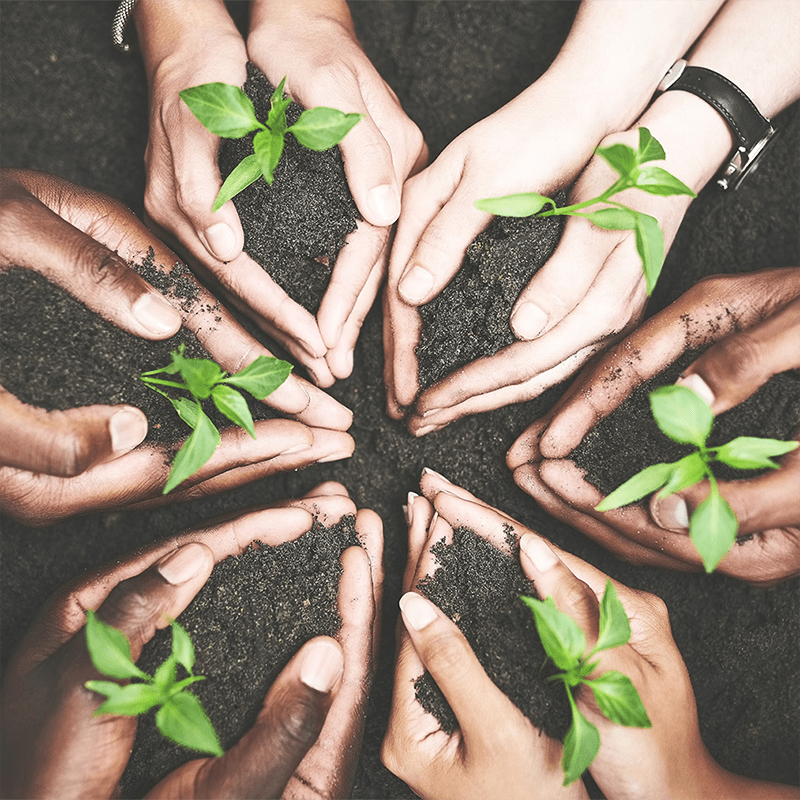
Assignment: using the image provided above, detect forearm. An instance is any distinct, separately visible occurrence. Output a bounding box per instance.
[250,0,353,32]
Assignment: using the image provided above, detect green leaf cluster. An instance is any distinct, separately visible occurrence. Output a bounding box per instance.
[473,128,696,294]
[596,384,798,571]
[180,78,363,211]
[141,345,292,494]
[84,609,222,756]
[521,580,651,785]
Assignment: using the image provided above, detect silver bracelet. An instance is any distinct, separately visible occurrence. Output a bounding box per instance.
[112,0,137,53]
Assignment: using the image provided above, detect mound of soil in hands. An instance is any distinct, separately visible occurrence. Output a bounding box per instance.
[218,63,362,315]
[570,350,800,496]
[416,202,565,391]
[120,515,359,798]
[0,256,271,447]
[414,525,571,740]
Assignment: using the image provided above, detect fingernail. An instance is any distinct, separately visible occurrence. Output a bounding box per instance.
[651,493,690,531]
[520,533,560,572]
[367,184,400,224]
[422,467,451,483]
[415,424,437,437]
[511,302,548,340]
[399,592,438,631]
[421,407,442,418]
[297,336,324,360]
[203,222,237,260]
[109,407,148,452]
[280,442,312,456]
[317,449,353,464]
[157,542,207,584]
[676,374,715,407]
[132,293,181,336]
[300,639,343,692]
[399,265,434,303]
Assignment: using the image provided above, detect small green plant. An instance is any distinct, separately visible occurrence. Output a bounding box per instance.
[474,128,695,294]
[84,609,222,756]
[141,345,292,494]
[522,580,651,785]
[180,77,362,211]
[596,384,799,571]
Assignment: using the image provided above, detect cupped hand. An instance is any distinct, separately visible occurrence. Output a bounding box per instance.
[0,169,353,525]
[247,0,427,381]
[508,269,800,586]
[1,485,383,800]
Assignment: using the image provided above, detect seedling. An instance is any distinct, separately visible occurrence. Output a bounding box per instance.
[180,77,362,211]
[474,128,695,294]
[596,384,799,571]
[521,580,650,785]
[141,345,292,494]
[84,609,222,756]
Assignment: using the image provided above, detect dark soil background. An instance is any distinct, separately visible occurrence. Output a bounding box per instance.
[1,2,798,798]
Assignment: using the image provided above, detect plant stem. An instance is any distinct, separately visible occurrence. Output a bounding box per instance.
[141,377,188,391]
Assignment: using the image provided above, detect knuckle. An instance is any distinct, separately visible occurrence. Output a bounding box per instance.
[556,579,598,625]
[274,694,325,753]
[709,332,766,384]
[422,629,470,675]
[175,178,214,220]
[101,581,163,641]
[74,239,134,292]
[53,431,95,477]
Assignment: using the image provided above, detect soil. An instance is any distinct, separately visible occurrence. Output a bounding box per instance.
[417,198,565,390]
[2,3,799,799]
[120,516,359,799]
[571,350,800,496]
[0,257,272,447]
[218,63,361,315]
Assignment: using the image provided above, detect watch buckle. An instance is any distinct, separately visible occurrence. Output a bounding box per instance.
[715,127,778,191]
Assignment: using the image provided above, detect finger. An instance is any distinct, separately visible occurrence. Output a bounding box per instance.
[0,389,147,476]
[382,288,402,419]
[675,297,800,416]
[403,492,435,594]
[0,175,181,338]
[166,637,342,800]
[386,284,422,410]
[356,508,385,661]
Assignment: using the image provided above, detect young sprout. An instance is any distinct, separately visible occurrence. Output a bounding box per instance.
[141,345,292,494]
[180,77,362,211]
[596,384,799,571]
[84,610,222,756]
[474,128,696,294]
[522,580,651,785]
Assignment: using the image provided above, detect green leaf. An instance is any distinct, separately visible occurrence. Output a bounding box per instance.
[84,679,125,698]
[267,77,292,135]
[690,488,738,572]
[561,706,600,785]
[635,127,665,164]
[153,655,177,691]
[288,107,362,150]
[473,192,555,217]
[94,682,163,717]
[650,385,713,447]
[657,452,707,497]
[168,396,201,430]
[211,384,255,438]
[85,609,148,681]
[213,154,262,212]
[632,211,664,295]
[595,461,674,511]
[173,356,224,400]
[714,437,799,470]
[179,83,262,138]
[157,692,223,756]
[253,128,285,185]
[596,142,637,178]
[520,595,585,671]
[583,208,637,230]
[171,619,196,674]
[635,166,696,197]
[222,356,293,398]
[586,671,651,728]
[163,409,221,494]
[595,580,631,653]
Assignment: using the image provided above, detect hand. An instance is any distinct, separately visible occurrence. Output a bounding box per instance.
[0,169,353,526]
[247,0,427,380]
[381,475,588,800]
[0,484,383,800]
[508,269,800,586]
[399,472,798,799]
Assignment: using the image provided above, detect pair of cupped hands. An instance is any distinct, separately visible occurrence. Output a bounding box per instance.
[4,476,793,799]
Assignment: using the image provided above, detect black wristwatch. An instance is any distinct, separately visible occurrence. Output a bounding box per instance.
[658,59,778,191]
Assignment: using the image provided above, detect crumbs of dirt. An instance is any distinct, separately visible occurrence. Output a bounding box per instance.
[133,246,202,314]
[416,201,565,391]
[414,525,571,740]
[119,516,360,798]
[0,267,272,446]
[571,350,800,496]
[218,63,361,315]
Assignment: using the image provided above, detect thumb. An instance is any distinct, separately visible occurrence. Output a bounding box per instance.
[0,387,148,476]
